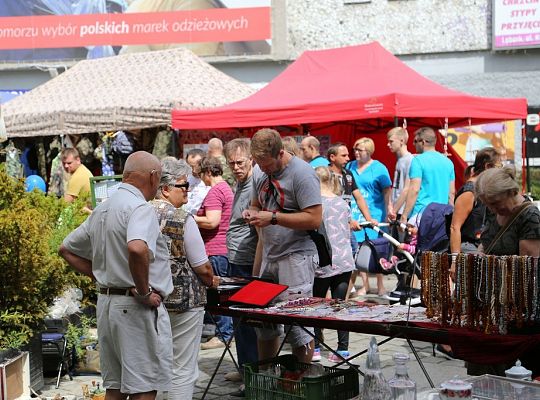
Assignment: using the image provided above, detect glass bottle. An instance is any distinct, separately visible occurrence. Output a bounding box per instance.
[361,337,392,400]
[388,352,417,400]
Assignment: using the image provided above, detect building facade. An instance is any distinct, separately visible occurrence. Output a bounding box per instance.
[1,0,539,107]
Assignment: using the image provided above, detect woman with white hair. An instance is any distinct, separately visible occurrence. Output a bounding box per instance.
[466,166,540,377]
[151,157,218,399]
[476,166,540,257]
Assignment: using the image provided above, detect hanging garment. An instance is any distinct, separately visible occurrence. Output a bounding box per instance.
[48,153,66,198]
[152,129,173,159]
[5,146,23,179]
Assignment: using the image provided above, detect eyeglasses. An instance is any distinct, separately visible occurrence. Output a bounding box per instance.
[353,148,368,153]
[228,158,249,168]
[171,182,189,190]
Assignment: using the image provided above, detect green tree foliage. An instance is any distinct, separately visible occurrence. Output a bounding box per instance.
[0,166,92,349]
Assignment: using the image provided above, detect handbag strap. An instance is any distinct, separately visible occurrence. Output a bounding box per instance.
[484,201,533,254]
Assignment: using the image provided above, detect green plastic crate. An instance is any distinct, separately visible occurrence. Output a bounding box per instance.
[244,354,359,400]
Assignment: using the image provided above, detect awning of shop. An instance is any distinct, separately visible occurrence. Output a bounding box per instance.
[4,48,254,138]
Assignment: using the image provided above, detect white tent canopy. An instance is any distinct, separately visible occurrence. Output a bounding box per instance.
[4,48,254,138]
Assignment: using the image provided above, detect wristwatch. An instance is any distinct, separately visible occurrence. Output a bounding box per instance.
[271,211,278,225]
[134,286,153,299]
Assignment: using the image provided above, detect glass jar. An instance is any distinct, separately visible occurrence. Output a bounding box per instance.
[387,352,416,400]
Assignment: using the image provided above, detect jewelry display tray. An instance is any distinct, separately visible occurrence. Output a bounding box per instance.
[466,374,540,400]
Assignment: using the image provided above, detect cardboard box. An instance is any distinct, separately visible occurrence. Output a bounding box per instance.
[0,351,30,400]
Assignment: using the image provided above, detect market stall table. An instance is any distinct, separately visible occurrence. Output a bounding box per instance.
[202,298,540,399]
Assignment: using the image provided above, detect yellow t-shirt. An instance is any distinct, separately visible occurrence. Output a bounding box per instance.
[66,164,93,198]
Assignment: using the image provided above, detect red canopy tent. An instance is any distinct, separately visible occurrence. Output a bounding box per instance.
[172,42,528,186]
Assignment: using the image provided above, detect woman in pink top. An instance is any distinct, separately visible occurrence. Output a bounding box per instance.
[194,156,234,348]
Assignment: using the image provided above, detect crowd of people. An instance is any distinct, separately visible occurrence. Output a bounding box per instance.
[58,127,540,399]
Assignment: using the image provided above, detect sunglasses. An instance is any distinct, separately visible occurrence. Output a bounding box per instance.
[171,182,189,190]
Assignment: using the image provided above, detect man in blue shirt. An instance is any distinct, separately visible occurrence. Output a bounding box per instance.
[300,136,329,168]
[401,127,455,226]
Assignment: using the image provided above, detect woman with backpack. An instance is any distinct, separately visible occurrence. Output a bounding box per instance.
[311,166,355,363]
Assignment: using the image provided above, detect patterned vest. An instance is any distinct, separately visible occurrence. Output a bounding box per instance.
[151,200,207,312]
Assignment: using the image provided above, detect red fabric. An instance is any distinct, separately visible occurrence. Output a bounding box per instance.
[229,280,288,307]
[447,328,540,365]
[172,42,527,131]
[415,322,540,365]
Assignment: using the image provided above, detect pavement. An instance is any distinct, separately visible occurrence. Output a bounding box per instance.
[38,275,468,399]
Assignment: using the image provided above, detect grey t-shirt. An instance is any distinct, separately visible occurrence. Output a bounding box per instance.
[227,166,261,265]
[253,156,321,261]
[391,152,413,214]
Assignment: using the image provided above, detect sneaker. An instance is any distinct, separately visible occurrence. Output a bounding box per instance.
[200,336,226,350]
[379,258,393,271]
[435,344,456,360]
[328,350,350,363]
[312,348,321,362]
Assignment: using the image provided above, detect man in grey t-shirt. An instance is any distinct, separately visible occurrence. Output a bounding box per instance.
[224,138,260,381]
[243,128,322,363]
[387,127,413,220]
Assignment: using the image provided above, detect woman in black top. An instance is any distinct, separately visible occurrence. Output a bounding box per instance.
[449,147,501,275]
[439,148,502,360]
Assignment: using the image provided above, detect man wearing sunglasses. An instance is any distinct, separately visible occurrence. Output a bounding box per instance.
[243,128,322,364]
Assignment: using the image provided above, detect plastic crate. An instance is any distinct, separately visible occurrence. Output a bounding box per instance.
[244,354,359,400]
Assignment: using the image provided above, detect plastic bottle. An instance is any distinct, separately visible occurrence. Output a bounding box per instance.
[388,353,416,400]
[361,337,392,400]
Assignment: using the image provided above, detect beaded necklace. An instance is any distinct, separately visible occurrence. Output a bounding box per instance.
[421,251,539,335]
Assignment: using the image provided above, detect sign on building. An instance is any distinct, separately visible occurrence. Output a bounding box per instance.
[493,0,540,50]
[0,0,272,62]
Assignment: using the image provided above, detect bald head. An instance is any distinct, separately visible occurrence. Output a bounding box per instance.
[122,151,162,200]
[300,136,321,162]
[208,138,224,157]
[123,151,161,174]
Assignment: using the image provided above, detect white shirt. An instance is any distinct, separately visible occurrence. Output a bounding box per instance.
[63,183,173,296]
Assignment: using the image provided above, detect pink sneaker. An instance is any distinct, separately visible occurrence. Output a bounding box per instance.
[328,350,350,363]
[379,258,393,271]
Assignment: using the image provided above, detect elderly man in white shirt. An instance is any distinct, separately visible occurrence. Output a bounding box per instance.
[59,151,173,400]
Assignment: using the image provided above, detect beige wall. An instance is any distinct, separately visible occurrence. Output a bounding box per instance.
[285,0,490,58]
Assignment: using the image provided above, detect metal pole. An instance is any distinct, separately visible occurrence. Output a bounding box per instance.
[524,122,530,193]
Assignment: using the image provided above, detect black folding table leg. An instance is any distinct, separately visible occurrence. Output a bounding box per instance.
[201,314,243,400]
[407,338,435,388]
[55,337,68,389]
